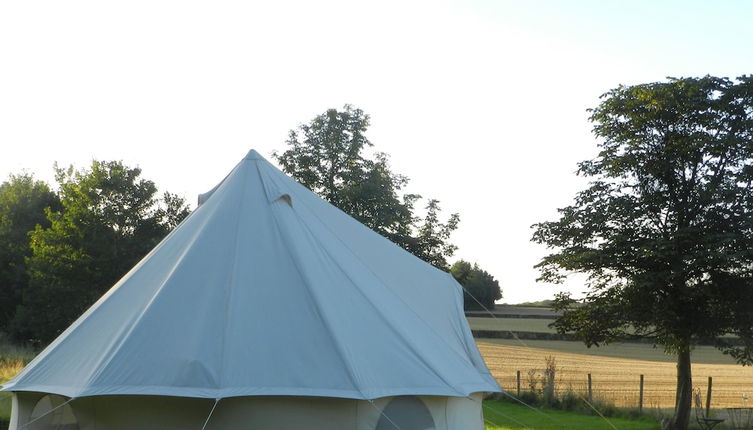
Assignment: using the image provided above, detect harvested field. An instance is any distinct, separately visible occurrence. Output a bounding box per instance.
[478,340,753,409]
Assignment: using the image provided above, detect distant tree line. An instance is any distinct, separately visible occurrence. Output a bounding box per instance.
[1,105,503,344]
[449,260,502,310]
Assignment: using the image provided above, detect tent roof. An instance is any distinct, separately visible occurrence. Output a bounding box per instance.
[2,150,500,400]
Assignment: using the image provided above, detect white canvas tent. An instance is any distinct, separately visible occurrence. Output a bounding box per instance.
[2,150,500,430]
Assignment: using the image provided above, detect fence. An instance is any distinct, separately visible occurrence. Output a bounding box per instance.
[477,341,753,411]
[500,371,752,411]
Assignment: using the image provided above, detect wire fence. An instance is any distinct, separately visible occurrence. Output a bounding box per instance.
[476,338,753,411]
[494,370,753,411]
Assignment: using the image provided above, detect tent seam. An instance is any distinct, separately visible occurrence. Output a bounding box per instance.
[78,194,226,394]
[5,204,200,386]
[261,160,476,360]
[253,163,368,399]
[215,161,249,389]
[257,162,477,396]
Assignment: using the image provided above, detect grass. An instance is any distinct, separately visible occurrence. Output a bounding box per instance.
[0,360,22,424]
[468,317,558,333]
[508,300,556,307]
[0,334,36,424]
[483,400,660,430]
[468,317,738,342]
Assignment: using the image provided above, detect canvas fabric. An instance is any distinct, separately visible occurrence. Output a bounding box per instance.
[2,150,499,400]
[9,393,486,430]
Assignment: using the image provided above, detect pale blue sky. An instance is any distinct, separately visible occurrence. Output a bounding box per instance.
[477,0,753,76]
[1,0,751,303]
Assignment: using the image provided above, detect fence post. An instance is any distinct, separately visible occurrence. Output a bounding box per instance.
[588,373,593,403]
[706,376,713,416]
[516,370,521,396]
[639,374,644,413]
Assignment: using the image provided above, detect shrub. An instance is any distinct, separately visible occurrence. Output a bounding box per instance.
[517,390,539,406]
[559,388,580,412]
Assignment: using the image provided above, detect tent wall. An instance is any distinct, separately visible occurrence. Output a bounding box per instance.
[10,392,485,430]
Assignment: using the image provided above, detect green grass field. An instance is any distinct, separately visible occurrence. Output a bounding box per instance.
[483,400,660,430]
[467,317,558,333]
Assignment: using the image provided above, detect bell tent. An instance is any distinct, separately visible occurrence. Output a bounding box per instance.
[2,150,500,430]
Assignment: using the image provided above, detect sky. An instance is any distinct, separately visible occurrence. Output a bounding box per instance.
[1,0,752,304]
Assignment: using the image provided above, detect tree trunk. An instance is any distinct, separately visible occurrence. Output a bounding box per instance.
[670,346,692,430]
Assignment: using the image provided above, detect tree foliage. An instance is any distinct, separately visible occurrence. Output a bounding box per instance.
[274,105,459,269]
[0,174,60,331]
[12,161,190,343]
[532,75,753,430]
[450,260,502,310]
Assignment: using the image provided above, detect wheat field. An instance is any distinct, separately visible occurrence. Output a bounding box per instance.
[478,339,753,410]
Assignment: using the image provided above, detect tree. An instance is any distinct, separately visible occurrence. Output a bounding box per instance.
[0,174,60,331]
[531,75,753,430]
[274,105,459,269]
[12,161,190,343]
[450,260,502,310]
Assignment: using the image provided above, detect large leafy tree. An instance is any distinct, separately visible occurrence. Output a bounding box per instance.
[532,75,753,430]
[274,105,459,269]
[0,174,60,331]
[12,161,190,343]
[450,260,502,310]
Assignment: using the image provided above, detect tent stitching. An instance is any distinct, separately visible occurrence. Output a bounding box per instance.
[215,164,249,390]
[4,151,499,401]
[2,208,197,391]
[252,161,368,399]
[257,161,477,396]
[259,159,479,362]
[77,192,227,397]
[266,209,462,395]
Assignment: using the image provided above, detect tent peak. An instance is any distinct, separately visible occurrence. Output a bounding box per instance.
[244,149,265,161]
